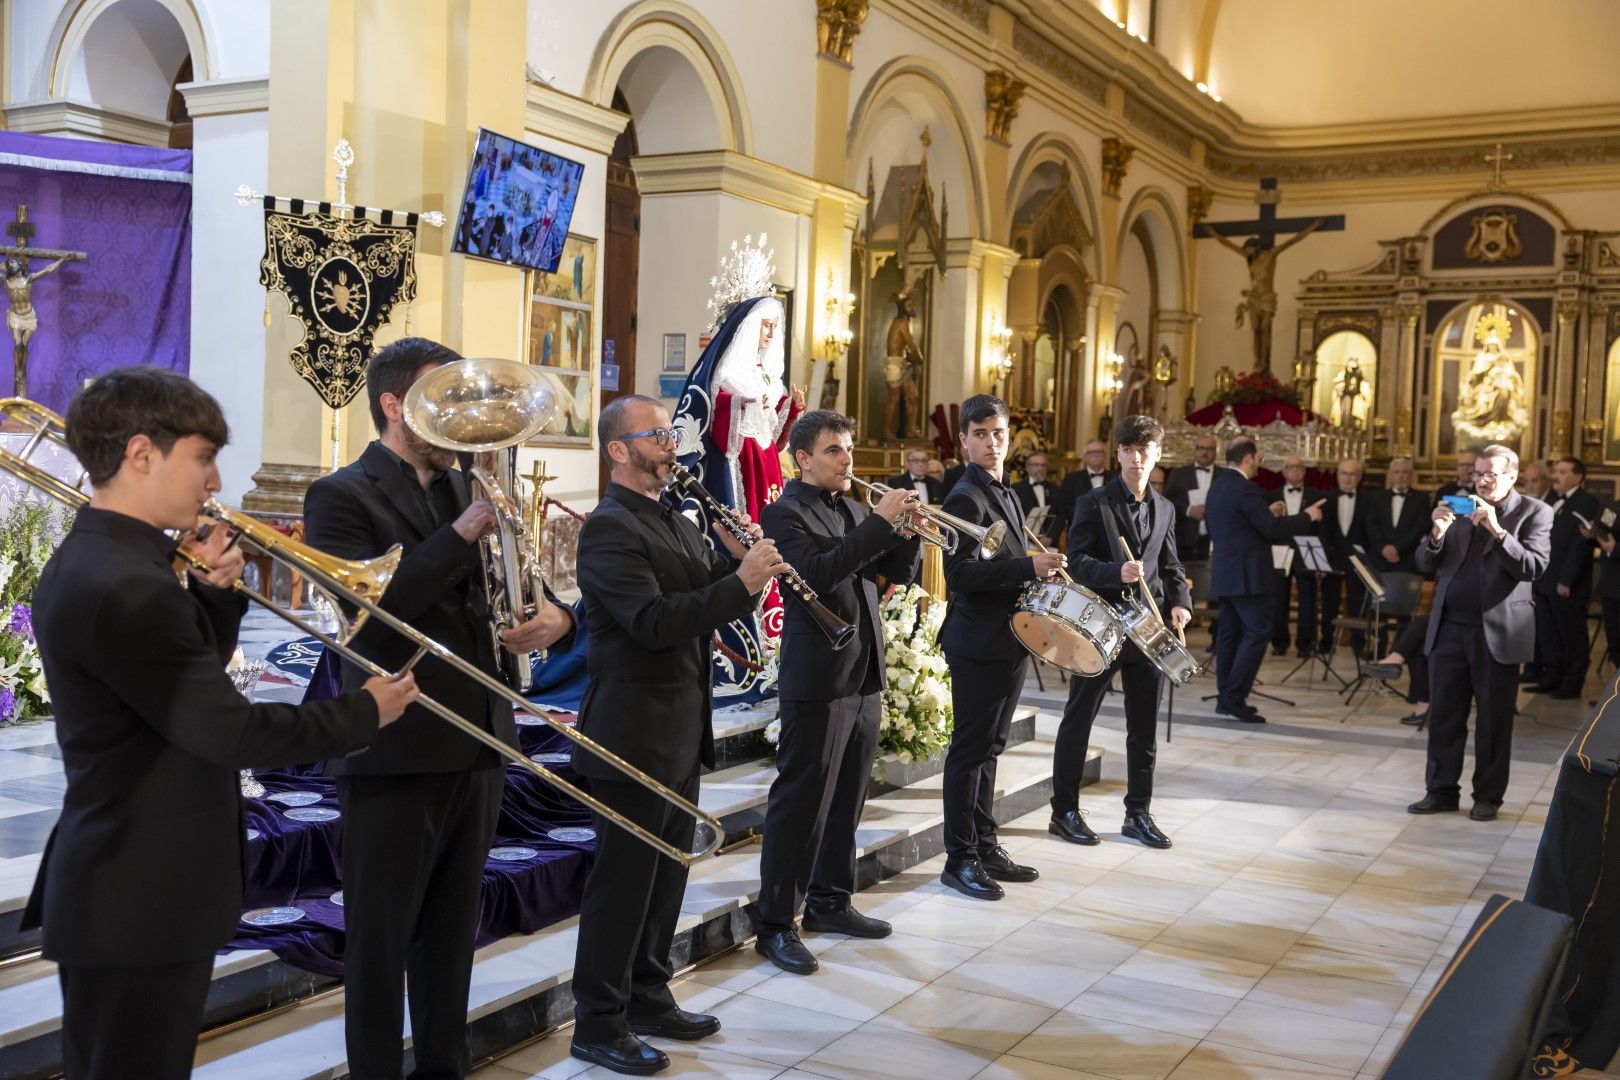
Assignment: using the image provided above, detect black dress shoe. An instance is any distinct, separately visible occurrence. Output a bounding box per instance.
[755,929,819,974]
[1049,809,1100,845]
[1271,644,1287,656]
[1362,661,1403,680]
[1469,801,1500,821]
[802,905,891,939]
[571,1033,669,1074]
[979,845,1039,882]
[940,858,1004,900]
[629,1007,722,1041]
[1399,711,1428,726]
[1122,812,1172,849]
[1407,793,1460,814]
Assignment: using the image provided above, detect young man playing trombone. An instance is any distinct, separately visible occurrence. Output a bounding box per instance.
[18,368,416,1080]
[753,410,921,974]
[1051,414,1190,850]
[303,338,576,1079]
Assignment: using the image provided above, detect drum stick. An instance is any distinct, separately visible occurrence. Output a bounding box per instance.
[1021,524,1077,586]
[1118,537,1185,646]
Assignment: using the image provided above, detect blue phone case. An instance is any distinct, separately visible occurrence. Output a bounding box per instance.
[1442,494,1476,515]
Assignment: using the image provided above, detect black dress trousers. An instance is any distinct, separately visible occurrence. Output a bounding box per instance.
[1053,645,1162,815]
[942,653,1028,859]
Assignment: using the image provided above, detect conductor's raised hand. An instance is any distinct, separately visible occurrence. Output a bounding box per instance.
[363,672,418,727]
[453,499,498,543]
[737,537,789,594]
[182,525,246,590]
[1302,500,1325,523]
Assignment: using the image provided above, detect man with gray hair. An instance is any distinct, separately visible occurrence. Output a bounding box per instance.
[1367,457,1429,574]
[1409,443,1551,821]
[1319,457,1370,653]
[1520,459,1552,502]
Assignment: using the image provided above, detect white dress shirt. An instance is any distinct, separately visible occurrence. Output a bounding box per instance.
[1338,490,1356,536]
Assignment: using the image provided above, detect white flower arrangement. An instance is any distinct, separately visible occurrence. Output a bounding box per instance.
[0,503,70,725]
[878,584,952,763]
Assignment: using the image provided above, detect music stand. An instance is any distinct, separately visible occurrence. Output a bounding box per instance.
[1281,536,1352,690]
[1339,552,1397,711]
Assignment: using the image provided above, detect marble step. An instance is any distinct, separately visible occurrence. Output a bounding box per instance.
[187,712,1093,1080]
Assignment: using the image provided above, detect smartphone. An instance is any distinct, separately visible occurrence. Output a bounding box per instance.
[1441,494,1477,515]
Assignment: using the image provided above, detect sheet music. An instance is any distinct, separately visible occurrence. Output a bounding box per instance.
[1186,487,1208,509]
[1272,545,1294,574]
[1025,505,1051,537]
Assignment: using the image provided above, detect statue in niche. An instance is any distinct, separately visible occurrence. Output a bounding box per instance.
[1122,349,1152,419]
[884,287,925,439]
[1452,314,1529,444]
[1333,357,1367,429]
[1203,219,1325,372]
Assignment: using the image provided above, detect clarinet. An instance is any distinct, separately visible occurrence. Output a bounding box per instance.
[669,464,856,651]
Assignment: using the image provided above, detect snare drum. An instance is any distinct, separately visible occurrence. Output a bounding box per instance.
[1011,581,1125,676]
[1116,598,1201,686]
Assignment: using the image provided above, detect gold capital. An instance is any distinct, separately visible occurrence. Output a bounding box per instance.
[816,0,869,64]
[984,70,1026,142]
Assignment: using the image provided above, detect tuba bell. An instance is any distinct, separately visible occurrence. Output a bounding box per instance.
[403,358,558,693]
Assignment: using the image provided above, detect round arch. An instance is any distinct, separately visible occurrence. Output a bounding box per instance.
[1006,133,1103,280]
[1428,295,1543,460]
[583,0,753,154]
[847,57,990,239]
[1116,186,1188,312]
[42,0,214,100]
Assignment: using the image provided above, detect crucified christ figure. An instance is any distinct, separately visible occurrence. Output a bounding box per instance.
[1203,219,1325,372]
[4,252,79,397]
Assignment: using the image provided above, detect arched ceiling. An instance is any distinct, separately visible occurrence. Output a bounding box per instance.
[1202,0,1620,129]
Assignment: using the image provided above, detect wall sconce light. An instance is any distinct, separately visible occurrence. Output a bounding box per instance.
[1104,350,1127,401]
[822,268,855,361]
[987,320,1015,385]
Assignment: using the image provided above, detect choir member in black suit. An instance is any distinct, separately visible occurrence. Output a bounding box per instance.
[22,369,414,1080]
[1433,449,1477,505]
[938,395,1067,901]
[1410,444,1551,820]
[1528,458,1599,698]
[1050,415,1191,851]
[1058,439,1116,527]
[1204,437,1323,722]
[888,446,944,505]
[1163,433,1219,562]
[754,411,921,975]
[1013,450,1063,547]
[304,339,578,1080]
[1317,458,1373,653]
[568,395,788,1074]
[1269,455,1328,657]
[1591,517,1620,673]
[1366,458,1429,574]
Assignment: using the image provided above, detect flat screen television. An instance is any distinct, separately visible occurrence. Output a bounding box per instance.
[451,128,584,273]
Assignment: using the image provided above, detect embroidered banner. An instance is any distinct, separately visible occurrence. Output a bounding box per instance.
[258,204,419,408]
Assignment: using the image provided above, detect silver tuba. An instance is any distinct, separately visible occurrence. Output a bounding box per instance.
[403,358,557,693]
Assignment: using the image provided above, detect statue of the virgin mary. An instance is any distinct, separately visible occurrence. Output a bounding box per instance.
[672,234,803,704]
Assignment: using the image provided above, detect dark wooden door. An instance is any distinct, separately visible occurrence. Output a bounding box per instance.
[599,106,640,492]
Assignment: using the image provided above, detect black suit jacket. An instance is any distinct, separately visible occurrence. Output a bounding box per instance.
[940,464,1040,661]
[1366,488,1431,572]
[1059,469,1115,524]
[761,479,921,701]
[1205,467,1319,598]
[1537,488,1600,597]
[1162,462,1218,556]
[888,471,944,505]
[1319,487,1373,571]
[23,509,377,965]
[1012,478,1063,544]
[1418,490,1552,664]
[1066,477,1192,615]
[574,483,758,786]
[304,441,559,775]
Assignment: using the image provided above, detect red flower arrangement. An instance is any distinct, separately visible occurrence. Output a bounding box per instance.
[1206,370,1300,407]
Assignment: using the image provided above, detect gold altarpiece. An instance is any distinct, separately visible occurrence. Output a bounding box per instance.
[1293,189,1620,491]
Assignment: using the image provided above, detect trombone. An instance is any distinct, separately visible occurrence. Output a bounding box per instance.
[846,475,1008,559]
[0,397,723,867]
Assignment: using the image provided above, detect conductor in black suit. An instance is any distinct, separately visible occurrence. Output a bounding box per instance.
[304,339,577,1080]
[1051,415,1191,851]
[569,394,788,1074]
[1012,450,1062,547]
[889,446,944,505]
[1409,444,1551,820]
[938,395,1067,901]
[1205,437,1323,722]
[754,410,921,975]
[1366,457,1429,574]
[22,369,415,1080]
[1528,457,1599,698]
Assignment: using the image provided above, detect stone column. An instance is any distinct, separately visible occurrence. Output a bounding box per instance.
[1551,299,1582,458]
[1395,303,1421,461]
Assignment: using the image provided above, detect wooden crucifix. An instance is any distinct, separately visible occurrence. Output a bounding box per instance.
[1193,178,1344,372]
[2,205,87,398]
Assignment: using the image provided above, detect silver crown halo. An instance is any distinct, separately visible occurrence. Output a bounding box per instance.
[704,233,776,335]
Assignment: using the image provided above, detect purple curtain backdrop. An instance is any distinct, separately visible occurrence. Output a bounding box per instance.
[0,131,191,414]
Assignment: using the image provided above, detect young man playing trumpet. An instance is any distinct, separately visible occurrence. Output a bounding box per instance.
[21,368,415,1080]
[1051,414,1190,850]
[937,394,1067,900]
[754,410,921,974]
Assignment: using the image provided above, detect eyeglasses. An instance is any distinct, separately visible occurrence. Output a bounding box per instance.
[1473,470,1510,483]
[616,427,677,447]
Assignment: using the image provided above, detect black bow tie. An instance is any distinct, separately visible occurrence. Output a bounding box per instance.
[1197,466,1211,472]
[1286,487,1302,494]
[1339,491,1354,499]
[1393,489,1407,497]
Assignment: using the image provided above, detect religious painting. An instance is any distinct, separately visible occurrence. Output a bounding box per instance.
[1431,301,1538,459]
[1311,330,1377,430]
[859,259,932,443]
[526,233,596,446]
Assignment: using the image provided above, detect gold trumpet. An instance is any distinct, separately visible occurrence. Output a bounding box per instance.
[0,397,723,867]
[846,475,1007,559]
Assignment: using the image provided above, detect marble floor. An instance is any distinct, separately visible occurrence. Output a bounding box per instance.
[468,648,1611,1080]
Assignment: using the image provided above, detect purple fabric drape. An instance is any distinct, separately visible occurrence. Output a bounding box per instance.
[0,131,191,413]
